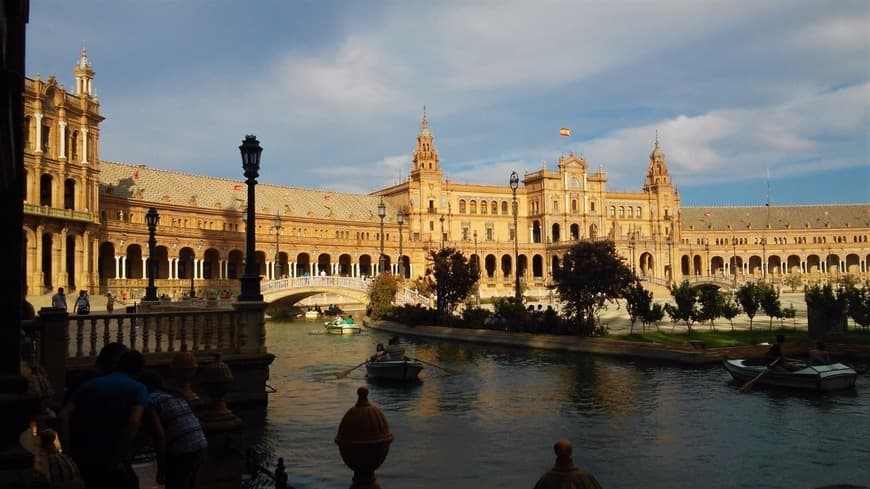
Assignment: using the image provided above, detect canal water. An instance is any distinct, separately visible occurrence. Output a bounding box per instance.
[238,318,870,489]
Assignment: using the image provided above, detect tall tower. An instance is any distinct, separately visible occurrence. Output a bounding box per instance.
[73,44,95,97]
[409,107,442,182]
[643,133,672,192]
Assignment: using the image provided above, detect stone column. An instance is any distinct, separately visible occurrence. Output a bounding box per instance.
[232,301,267,355]
[36,308,69,410]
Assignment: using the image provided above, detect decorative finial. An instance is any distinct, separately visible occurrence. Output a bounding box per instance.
[422,105,428,130]
[655,129,660,148]
[78,41,90,69]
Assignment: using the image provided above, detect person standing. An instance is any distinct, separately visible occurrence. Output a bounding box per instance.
[74,290,90,315]
[139,370,208,489]
[61,350,148,489]
[106,292,115,313]
[51,287,68,310]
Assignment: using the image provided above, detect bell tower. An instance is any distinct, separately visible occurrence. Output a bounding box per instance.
[409,107,442,182]
[73,44,95,97]
[643,132,672,192]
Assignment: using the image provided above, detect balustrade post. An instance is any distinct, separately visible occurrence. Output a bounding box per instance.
[232,301,267,354]
[37,308,70,409]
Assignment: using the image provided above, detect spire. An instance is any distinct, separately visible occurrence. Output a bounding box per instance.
[420,106,430,135]
[78,42,90,69]
[644,132,671,191]
[74,42,95,97]
[410,107,440,181]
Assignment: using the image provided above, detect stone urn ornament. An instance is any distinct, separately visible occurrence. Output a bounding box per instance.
[335,386,394,489]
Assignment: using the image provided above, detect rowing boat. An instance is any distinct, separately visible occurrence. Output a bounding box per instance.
[723,359,857,392]
[324,321,361,335]
[365,360,423,381]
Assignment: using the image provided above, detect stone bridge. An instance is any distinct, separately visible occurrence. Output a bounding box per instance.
[261,276,433,308]
[640,275,741,290]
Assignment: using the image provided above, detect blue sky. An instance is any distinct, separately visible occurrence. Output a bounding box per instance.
[26,1,869,205]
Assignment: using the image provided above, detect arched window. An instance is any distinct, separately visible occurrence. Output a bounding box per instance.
[628,207,633,218]
[480,200,487,214]
[571,199,578,213]
[501,201,508,214]
[459,200,466,213]
[610,206,616,217]
[619,206,625,217]
[470,201,477,214]
[491,201,498,214]
[636,206,642,218]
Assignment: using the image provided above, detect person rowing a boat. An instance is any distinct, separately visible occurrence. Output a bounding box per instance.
[385,336,409,361]
[808,342,832,366]
[764,334,786,366]
[370,343,391,362]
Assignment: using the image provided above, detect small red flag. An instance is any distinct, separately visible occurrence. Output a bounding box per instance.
[134,170,140,180]
[704,211,711,217]
[324,195,331,201]
[233,184,243,191]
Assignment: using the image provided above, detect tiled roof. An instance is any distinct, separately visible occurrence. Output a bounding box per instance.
[98,161,397,223]
[681,204,870,231]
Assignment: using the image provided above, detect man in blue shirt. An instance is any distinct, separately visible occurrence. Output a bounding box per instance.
[61,349,148,489]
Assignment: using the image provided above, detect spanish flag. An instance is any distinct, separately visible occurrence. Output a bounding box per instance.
[559,128,571,137]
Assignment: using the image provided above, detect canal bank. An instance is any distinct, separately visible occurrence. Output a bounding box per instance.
[364,319,870,365]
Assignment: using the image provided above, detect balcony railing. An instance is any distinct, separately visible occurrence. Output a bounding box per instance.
[24,203,93,222]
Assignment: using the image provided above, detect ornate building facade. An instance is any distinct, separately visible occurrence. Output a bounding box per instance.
[22,52,870,301]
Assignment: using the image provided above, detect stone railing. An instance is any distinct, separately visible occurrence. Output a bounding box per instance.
[32,302,269,408]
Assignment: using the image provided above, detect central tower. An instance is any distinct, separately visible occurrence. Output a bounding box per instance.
[409,107,442,182]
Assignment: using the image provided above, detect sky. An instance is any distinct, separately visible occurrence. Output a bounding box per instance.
[26,1,869,206]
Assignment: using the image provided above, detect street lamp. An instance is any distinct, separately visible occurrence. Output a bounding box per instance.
[509,171,521,301]
[439,214,445,248]
[144,207,160,301]
[665,235,673,284]
[377,196,386,274]
[474,230,480,307]
[731,237,738,286]
[273,214,282,279]
[188,249,195,298]
[628,232,637,275]
[761,237,767,281]
[397,210,404,279]
[704,239,710,277]
[238,134,263,301]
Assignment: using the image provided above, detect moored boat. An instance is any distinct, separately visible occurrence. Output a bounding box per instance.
[365,360,424,381]
[724,359,857,392]
[304,310,320,319]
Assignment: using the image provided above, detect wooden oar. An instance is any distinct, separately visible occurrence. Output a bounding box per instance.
[413,357,461,375]
[740,358,779,392]
[335,360,367,379]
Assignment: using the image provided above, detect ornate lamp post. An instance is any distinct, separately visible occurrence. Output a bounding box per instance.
[628,232,637,275]
[189,250,196,298]
[474,229,480,307]
[396,210,404,279]
[377,196,386,274]
[144,207,160,301]
[665,235,673,284]
[731,237,738,286]
[238,135,263,301]
[704,239,711,277]
[439,214,445,248]
[273,214,282,279]
[509,171,521,301]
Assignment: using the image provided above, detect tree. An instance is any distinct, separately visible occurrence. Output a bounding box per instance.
[784,274,803,293]
[553,240,634,335]
[696,285,726,331]
[735,282,762,331]
[426,247,479,322]
[721,297,740,331]
[644,302,666,330]
[805,284,848,339]
[758,283,782,329]
[624,280,653,334]
[844,282,870,331]
[367,272,398,319]
[666,281,699,333]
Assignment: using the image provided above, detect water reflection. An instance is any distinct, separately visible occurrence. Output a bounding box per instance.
[242,318,869,489]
